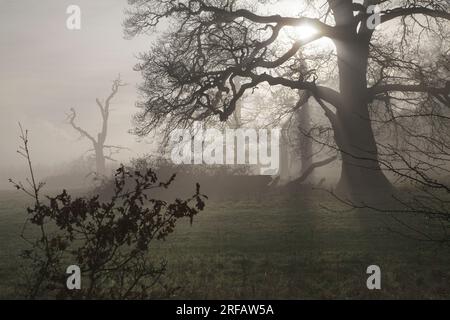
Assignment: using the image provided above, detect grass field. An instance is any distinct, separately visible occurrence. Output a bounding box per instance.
[1,188,450,299]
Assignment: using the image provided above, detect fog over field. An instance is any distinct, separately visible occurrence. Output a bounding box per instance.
[0,0,449,302]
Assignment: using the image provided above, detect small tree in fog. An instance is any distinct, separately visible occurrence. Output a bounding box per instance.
[68,75,127,178]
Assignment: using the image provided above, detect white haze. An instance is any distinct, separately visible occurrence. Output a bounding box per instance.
[0,0,155,189]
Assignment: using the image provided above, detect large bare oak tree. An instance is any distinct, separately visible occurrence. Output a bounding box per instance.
[124,0,450,201]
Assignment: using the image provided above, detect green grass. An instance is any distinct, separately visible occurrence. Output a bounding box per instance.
[1,188,450,299]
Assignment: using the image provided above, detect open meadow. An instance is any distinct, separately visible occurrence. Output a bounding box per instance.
[1,188,449,299]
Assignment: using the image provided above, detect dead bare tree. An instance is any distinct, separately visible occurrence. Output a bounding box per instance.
[68,76,127,177]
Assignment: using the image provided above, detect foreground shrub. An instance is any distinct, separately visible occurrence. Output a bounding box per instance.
[10,125,206,299]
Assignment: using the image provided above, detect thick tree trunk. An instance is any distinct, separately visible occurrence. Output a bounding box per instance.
[334,39,393,200]
[329,0,393,202]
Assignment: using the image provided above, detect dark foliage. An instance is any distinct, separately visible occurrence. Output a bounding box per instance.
[10,125,207,299]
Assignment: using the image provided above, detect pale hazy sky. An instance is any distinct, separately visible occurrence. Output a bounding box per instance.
[0,0,155,173]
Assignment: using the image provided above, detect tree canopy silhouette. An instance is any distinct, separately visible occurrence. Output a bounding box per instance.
[124,0,449,201]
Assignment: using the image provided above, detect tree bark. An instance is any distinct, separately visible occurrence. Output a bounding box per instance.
[334,40,393,200]
[331,1,393,201]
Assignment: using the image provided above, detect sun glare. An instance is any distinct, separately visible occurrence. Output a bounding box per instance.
[282,24,333,53]
[294,25,319,41]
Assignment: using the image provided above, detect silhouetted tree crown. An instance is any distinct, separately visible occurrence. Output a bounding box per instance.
[124,0,449,201]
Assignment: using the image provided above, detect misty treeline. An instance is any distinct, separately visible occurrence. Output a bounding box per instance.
[121,0,450,239]
[10,125,206,299]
